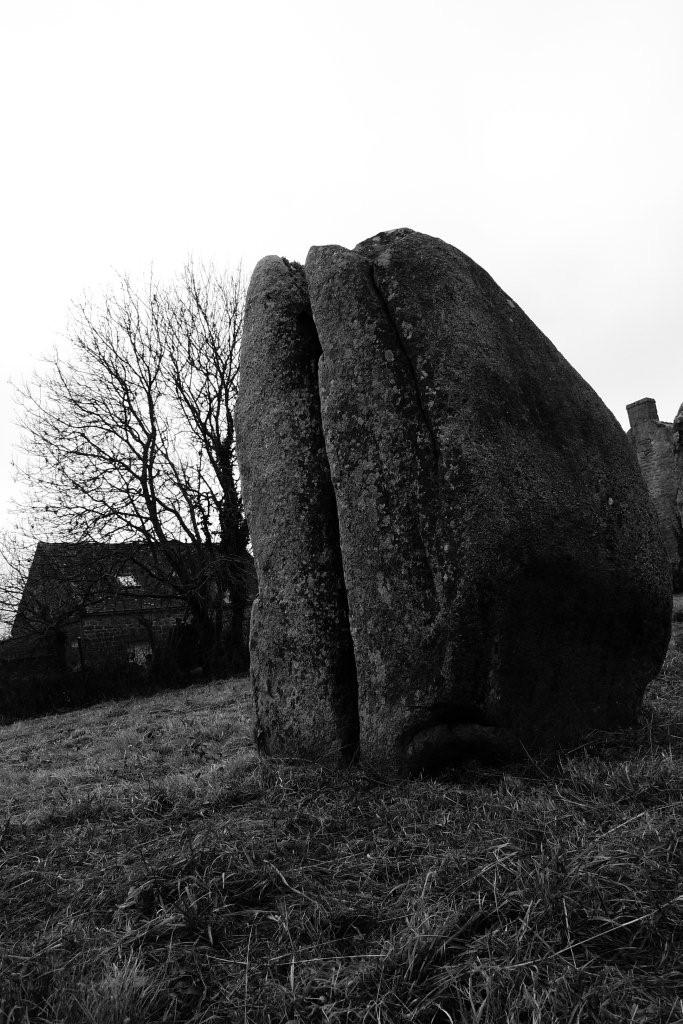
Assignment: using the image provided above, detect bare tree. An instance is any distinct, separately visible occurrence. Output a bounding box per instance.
[0,530,33,639]
[14,263,250,670]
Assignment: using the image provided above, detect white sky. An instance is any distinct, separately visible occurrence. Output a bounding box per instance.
[1,0,682,527]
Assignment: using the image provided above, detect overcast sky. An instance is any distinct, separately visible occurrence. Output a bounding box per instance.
[1,0,681,528]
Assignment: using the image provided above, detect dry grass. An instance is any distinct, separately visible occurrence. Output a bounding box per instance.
[0,648,681,1023]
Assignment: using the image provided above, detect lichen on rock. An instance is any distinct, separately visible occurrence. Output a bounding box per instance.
[235,256,357,763]
[236,230,672,773]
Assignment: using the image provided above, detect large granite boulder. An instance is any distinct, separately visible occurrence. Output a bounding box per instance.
[238,230,672,772]
[234,256,357,763]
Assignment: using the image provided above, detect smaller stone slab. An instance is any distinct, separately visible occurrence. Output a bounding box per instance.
[235,257,357,763]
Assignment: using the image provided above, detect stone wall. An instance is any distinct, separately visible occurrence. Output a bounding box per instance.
[61,609,180,672]
[626,397,683,589]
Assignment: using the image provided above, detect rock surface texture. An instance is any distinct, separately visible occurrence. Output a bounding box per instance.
[237,230,672,772]
[234,257,357,763]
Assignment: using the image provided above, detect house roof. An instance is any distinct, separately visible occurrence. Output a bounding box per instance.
[0,631,60,664]
[11,541,257,638]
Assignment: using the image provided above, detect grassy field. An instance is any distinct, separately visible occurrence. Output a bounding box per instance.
[0,645,681,1023]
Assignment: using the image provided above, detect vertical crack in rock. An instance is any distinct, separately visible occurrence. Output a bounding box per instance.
[305,243,444,770]
[368,264,440,469]
[308,327,359,758]
[365,259,447,660]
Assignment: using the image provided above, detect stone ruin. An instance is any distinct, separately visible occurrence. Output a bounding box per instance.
[626,397,683,591]
[235,228,672,773]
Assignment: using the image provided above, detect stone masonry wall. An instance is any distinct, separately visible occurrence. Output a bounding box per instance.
[62,610,180,672]
[627,397,683,588]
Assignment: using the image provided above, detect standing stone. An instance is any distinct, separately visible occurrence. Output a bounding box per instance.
[235,257,357,762]
[306,229,671,769]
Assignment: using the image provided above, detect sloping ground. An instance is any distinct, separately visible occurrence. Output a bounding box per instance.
[0,650,681,1024]
[0,676,256,819]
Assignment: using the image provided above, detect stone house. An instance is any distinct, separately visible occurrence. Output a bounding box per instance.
[626,397,683,589]
[2,541,256,678]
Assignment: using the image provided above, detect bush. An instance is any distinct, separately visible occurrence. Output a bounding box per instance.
[0,652,199,724]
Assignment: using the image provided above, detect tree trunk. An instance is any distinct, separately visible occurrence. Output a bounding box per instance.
[218,437,251,673]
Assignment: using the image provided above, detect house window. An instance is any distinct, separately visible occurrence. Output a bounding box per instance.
[117,575,139,588]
